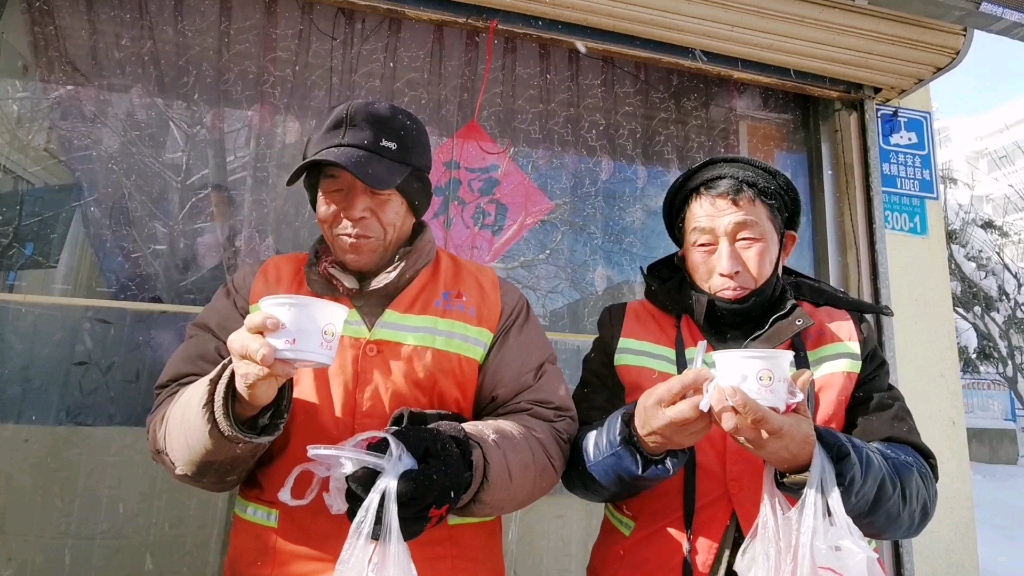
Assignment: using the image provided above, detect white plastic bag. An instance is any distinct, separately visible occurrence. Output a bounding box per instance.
[734,443,885,576]
[278,431,419,576]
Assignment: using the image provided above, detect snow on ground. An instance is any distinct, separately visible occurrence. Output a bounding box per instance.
[973,462,1024,576]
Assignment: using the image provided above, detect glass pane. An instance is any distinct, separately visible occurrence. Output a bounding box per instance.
[0,0,816,313]
[0,1,834,574]
[0,0,820,415]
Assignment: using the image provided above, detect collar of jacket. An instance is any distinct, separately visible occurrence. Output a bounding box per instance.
[641,253,894,349]
[303,221,437,302]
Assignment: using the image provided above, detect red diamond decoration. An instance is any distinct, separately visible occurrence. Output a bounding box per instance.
[426,121,554,264]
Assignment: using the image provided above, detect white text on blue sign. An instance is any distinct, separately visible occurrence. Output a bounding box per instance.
[876,105,939,201]
[882,192,929,237]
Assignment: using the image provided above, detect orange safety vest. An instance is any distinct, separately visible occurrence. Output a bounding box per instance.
[588,299,863,576]
[223,248,506,576]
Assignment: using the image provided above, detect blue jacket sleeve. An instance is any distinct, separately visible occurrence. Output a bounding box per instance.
[562,404,688,503]
[561,304,688,502]
[816,427,937,540]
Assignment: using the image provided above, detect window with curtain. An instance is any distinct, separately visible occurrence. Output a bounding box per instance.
[0,0,819,424]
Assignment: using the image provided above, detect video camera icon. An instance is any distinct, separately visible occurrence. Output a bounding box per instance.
[879,109,929,155]
[888,117,919,147]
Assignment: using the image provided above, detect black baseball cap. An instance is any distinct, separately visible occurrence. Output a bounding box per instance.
[286,100,433,217]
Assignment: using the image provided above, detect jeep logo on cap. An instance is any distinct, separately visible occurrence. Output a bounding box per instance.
[380,139,397,150]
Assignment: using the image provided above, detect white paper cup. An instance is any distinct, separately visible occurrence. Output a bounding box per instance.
[256,295,350,368]
[709,349,794,412]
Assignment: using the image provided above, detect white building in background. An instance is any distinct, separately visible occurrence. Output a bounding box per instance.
[937,98,1024,221]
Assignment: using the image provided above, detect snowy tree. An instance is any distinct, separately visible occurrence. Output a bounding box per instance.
[943,154,1024,405]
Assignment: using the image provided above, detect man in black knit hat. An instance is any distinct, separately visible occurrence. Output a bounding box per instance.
[563,156,938,576]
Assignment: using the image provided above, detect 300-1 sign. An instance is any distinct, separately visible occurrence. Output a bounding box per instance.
[883,209,923,235]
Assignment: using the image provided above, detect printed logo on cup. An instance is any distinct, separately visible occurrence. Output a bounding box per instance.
[756,369,775,389]
[321,323,338,344]
[257,294,349,368]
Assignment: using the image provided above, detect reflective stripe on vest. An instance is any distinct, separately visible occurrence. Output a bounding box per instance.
[233,496,490,529]
[807,341,862,377]
[235,496,279,529]
[604,504,636,537]
[614,339,728,375]
[447,515,497,525]
[248,306,495,363]
[614,342,860,379]
[614,338,676,374]
[369,310,494,363]
[341,312,371,339]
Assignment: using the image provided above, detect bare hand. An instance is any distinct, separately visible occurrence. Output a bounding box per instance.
[226,311,297,421]
[708,369,816,474]
[633,369,715,457]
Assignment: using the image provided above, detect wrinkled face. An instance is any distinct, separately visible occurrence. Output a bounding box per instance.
[316,166,416,276]
[680,195,798,300]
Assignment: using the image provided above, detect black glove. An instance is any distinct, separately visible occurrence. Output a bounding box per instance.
[345,410,475,541]
[386,406,469,428]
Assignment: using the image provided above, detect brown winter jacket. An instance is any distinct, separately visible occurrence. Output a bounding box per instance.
[147,225,578,518]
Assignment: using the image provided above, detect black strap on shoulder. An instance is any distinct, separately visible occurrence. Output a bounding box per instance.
[683,452,697,576]
[791,333,816,418]
[675,319,687,374]
[791,332,810,371]
[676,319,698,576]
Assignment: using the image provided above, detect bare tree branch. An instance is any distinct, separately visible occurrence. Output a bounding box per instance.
[945,147,1024,406]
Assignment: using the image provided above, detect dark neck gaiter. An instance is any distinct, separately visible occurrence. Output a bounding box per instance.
[680,246,793,349]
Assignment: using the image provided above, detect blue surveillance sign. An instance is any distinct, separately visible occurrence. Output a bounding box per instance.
[876,105,939,200]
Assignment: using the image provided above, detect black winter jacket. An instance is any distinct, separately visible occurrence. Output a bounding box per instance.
[562,256,939,571]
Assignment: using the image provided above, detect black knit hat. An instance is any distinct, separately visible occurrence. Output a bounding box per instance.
[287,100,433,218]
[662,156,802,247]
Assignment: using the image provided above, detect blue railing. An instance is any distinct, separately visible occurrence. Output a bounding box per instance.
[962,382,1018,422]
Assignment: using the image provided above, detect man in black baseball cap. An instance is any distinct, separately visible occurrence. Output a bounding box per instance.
[283,100,436,281]
[563,155,938,575]
[148,99,578,576]
[286,100,434,219]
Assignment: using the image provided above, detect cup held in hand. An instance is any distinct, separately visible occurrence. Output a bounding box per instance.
[706,349,799,412]
[256,295,350,368]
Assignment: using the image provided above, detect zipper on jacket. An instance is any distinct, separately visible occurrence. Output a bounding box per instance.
[741,301,798,349]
